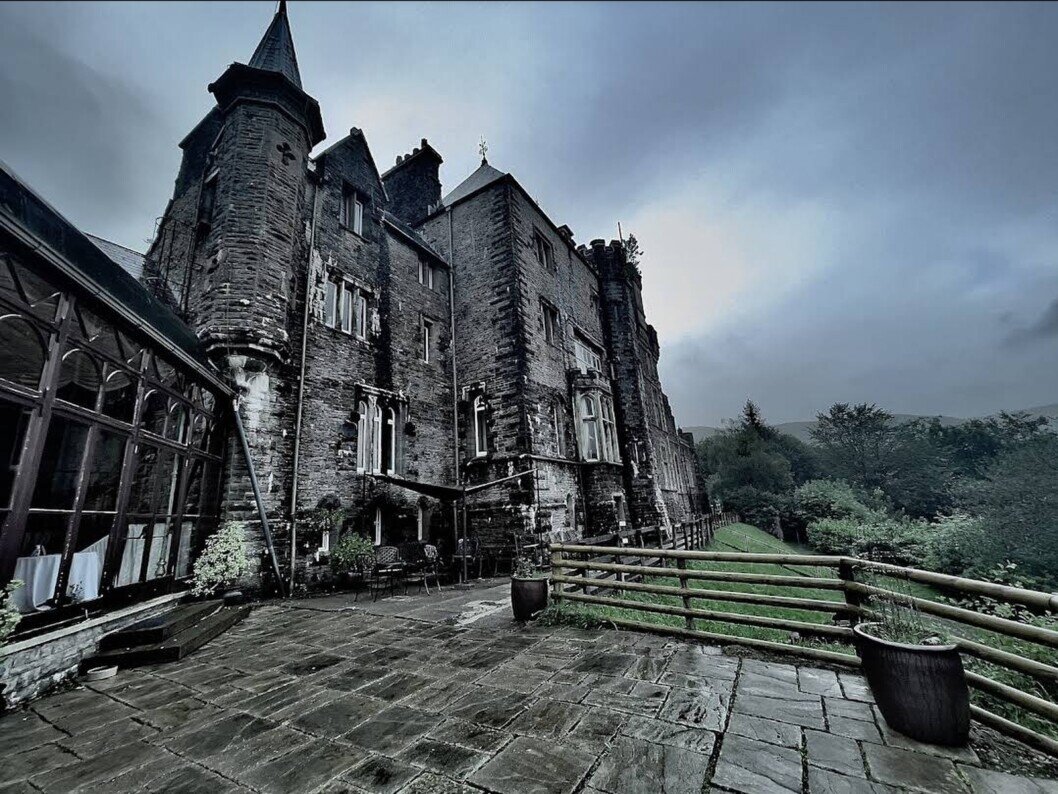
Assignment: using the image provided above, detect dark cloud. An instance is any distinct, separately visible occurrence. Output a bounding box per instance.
[1,1,1055,426]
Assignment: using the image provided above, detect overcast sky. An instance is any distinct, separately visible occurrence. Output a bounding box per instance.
[1,1,1056,426]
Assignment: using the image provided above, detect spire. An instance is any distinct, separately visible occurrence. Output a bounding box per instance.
[248,0,303,89]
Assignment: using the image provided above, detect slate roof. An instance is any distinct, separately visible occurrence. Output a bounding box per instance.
[441,160,506,208]
[248,0,302,89]
[381,211,447,266]
[86,234,145,281]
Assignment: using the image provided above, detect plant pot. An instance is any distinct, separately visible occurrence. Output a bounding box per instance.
[222,589,245,606]
[853,622,969,746]
[511,576,549,621]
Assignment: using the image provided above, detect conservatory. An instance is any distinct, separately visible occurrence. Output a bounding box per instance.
[0,163,231,636]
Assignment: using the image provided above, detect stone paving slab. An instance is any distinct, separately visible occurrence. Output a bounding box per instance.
[2,578,1057,794]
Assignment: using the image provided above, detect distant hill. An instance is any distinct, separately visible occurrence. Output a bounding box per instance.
[684,403,1058,444]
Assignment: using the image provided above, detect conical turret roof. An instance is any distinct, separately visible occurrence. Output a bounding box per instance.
[248,1,302,89]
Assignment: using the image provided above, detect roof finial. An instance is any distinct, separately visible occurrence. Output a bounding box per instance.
[478,136,489,165]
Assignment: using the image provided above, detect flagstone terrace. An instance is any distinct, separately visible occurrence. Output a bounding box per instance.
[2,580,1056,794]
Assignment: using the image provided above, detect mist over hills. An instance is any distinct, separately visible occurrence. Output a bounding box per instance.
[685,403,1058,444]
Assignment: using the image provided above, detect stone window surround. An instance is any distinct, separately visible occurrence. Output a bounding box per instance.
[323,272,373,341]
[533,228,555,271]
[352,384,406,475]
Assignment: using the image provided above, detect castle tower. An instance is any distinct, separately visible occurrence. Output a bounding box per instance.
[145,2,325,585]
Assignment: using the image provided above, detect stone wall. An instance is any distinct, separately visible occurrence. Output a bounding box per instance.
[0,593,183,707]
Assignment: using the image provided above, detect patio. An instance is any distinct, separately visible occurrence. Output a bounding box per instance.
[2,580,1056,794]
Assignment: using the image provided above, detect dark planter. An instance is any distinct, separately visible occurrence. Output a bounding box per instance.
[854,622,969,746]
[511,577,549,621]
[222,589,245,606]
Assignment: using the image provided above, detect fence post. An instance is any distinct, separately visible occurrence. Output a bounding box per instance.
[551,546,563,607]
[614,532,625,583]
[677,556,694,631]
[838,558,862,626]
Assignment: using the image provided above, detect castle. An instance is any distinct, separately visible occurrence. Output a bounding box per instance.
[0,1,703,635]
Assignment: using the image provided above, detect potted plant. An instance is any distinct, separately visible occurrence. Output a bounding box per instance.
[191,521,251,603]
[511,556,549,621]
[853,576,969,746]
[330,532,375,589]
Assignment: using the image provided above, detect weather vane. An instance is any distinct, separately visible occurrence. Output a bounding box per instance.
[478,137,489,163]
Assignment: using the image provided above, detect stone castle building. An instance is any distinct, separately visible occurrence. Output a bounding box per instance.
[0,1,702,632]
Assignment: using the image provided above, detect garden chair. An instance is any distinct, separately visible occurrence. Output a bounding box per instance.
[370,545,405,600]
[452,537,482,581]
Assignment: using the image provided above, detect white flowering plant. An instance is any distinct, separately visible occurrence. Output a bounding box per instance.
[1,579,22,647]
[190,522,250,598]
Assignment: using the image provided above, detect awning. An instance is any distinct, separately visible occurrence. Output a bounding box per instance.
[367,469,537,501]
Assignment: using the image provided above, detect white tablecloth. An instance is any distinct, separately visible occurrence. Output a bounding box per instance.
[11,550,102,612]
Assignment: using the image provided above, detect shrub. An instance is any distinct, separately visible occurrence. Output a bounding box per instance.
[1,579,22,647]
[191,521,250,597]
[329,532,374,575]
[924,512,986,576]
[793,479,874,526]
[807,515,933,566]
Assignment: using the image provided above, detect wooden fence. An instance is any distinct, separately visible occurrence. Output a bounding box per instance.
[549,535,1058,757]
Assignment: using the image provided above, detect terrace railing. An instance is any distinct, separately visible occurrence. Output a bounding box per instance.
[549,535,1058,757]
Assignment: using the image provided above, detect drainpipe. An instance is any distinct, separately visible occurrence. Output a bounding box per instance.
[232,396,286,597]
[289,166,322,589]
[447,206,461,557]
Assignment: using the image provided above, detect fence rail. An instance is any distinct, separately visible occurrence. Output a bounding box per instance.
[549,520,1058,757]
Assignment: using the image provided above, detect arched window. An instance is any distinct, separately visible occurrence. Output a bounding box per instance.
[0,314,46,390]
[579,394,600,461]
[371,403,382,473]
[141,390,168,436]
[381,407,396,474]
[102,370,136,422]
[356,400,368,472]
[473,396,487,457]
[601,396,619,462]
[56,349,101,409]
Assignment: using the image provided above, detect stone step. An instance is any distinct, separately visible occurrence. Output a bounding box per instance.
[82,605,250,669]
[98,600,222,650]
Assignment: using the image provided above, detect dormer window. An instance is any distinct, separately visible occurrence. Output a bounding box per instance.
[340,186,364,235]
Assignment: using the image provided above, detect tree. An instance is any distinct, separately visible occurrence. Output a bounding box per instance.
[624,234,642,276]
[811,403,898,492]
[963,434,1058,586]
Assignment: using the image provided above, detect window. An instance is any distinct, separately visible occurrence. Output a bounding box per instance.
[355,290,368,339]
[579,395,600,461]
[601,396,619,462]
[590,290,600,313]
[326,276,371,340]
[356,400,369,472]
[574,335,602,374]
[0,316,47,390]
[381,407,396,474]
[374,507,382,546]
[552,403,563,456]
[534,231,554,270]
[418,259,435,290]
[422,318,434,363]
[473,396,487,457]
[541,301,559,344]
[372,403,382,473]
[324,280,338,327]
[198,172,217,227]
[340,186,364,235]
[417,505,424,541]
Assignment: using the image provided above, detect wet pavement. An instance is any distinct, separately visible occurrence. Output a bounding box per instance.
[2,579,1057,793]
